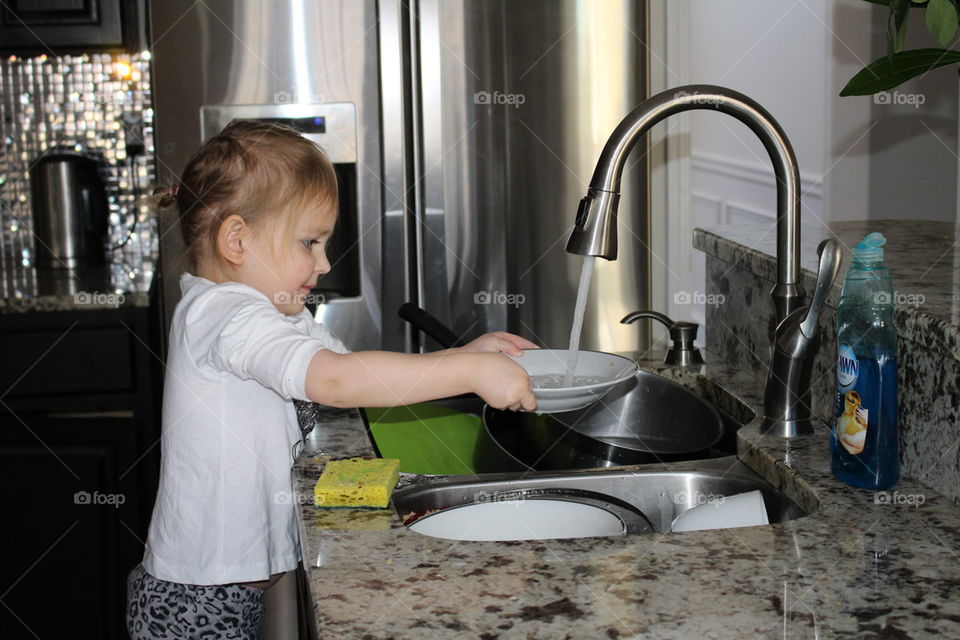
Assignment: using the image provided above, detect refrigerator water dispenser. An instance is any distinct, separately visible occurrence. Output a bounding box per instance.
[200,103,361,302]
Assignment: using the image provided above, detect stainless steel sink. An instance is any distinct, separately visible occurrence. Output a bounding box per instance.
[422,369,748,473]
[394,367,811,541]
[394,457,810,538]
[483,369,733,470]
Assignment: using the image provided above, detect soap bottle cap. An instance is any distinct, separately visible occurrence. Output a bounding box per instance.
[852,232,885,265]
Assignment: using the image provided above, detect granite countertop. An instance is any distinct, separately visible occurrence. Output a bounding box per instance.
[293,355,960,638]
[694,219,960,360]
[0,290,150,313]
[0,263,152,313]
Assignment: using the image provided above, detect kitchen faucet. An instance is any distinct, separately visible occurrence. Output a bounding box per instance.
[567,84,838,438]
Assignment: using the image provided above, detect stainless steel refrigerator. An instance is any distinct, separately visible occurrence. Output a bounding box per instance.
[151,0,650,353]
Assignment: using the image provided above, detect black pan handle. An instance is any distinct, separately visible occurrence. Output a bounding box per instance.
[398,303,466,349]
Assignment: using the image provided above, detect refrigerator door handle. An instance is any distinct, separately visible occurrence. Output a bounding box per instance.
[380,0,450,353]
[412,0,453,349]
[379,0,424,352]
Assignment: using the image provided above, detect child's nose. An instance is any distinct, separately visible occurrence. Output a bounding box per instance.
[314,251,331,274]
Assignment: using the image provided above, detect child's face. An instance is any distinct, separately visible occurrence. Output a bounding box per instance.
[243,204,337,315]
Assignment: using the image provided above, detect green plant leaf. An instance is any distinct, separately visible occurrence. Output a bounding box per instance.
[890,0,913,54]
[926,0,959,45]
[840,48,960,95]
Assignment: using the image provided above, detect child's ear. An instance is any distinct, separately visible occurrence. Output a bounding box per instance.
[217,214,248,266]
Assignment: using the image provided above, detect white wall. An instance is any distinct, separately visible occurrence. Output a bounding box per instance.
[649,0,955,341]
[663,0,839,333]
[866,12,959,222]
[687,0,830,234]
[652,0,951,337]
[682,0,957,228]
[824,0,875,223]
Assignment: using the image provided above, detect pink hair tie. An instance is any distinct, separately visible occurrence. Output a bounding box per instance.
[169,185,179,197]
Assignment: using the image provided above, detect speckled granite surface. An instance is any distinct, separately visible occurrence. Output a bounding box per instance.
[697,220,960,504]
[0,291,149,313]
[693,219,960,359]
[0,265,151,313]
[293,357,960,638]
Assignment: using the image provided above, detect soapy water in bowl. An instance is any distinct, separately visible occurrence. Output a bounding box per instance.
[531,374,611,389]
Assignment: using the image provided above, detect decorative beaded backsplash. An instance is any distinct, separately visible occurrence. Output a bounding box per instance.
[0,52,157,298]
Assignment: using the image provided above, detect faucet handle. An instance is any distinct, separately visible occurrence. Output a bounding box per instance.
[761,239,843,438]
[799,239,842,339]
[622,310,704,367]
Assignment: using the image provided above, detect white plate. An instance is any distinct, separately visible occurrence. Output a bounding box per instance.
[408,499,626,541]
[510,349,639,413]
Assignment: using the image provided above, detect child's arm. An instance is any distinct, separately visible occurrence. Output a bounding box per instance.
[304,350,536,411]
[412,332,537,358]
[447,331,538,356]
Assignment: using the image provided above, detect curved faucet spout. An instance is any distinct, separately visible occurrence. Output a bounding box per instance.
[565,84,803,324]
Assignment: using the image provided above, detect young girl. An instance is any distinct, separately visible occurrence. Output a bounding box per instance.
[126,120,537,639]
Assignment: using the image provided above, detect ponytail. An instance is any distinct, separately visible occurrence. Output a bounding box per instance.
[151,184,179,210]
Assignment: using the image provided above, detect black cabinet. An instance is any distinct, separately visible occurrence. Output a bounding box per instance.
[0,416,141,639]
[0,307,154,414]
[0,304,161,640]
[0,0,147,55]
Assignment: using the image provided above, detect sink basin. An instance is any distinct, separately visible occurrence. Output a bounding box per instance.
[384,368,753,474]
[395,457,810,541]
[483,369,741,471]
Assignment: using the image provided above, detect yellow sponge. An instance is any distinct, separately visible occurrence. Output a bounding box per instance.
[314,457,400,508]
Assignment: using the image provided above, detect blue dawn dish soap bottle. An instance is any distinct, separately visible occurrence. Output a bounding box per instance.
[832,232,899,490]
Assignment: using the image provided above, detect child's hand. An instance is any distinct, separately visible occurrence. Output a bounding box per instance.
[472,353,537,412]
[459,332,538,357]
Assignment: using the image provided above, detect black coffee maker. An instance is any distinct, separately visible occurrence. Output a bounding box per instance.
[29,152,110,293]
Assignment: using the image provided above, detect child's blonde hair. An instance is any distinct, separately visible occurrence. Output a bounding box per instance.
[159,120,338,272]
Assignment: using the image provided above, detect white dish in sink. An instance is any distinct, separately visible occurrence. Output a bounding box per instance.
[510,349,638,413]
[408,499,627,541]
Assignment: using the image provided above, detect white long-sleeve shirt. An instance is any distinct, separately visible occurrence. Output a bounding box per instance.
[143,273,347,585]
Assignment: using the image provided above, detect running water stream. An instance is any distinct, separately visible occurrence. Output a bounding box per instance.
[563,256,596,386]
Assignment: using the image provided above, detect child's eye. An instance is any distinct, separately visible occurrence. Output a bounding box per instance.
[301,239,317,249]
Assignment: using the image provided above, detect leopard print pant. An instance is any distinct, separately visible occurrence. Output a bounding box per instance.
[126,564,264,639]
